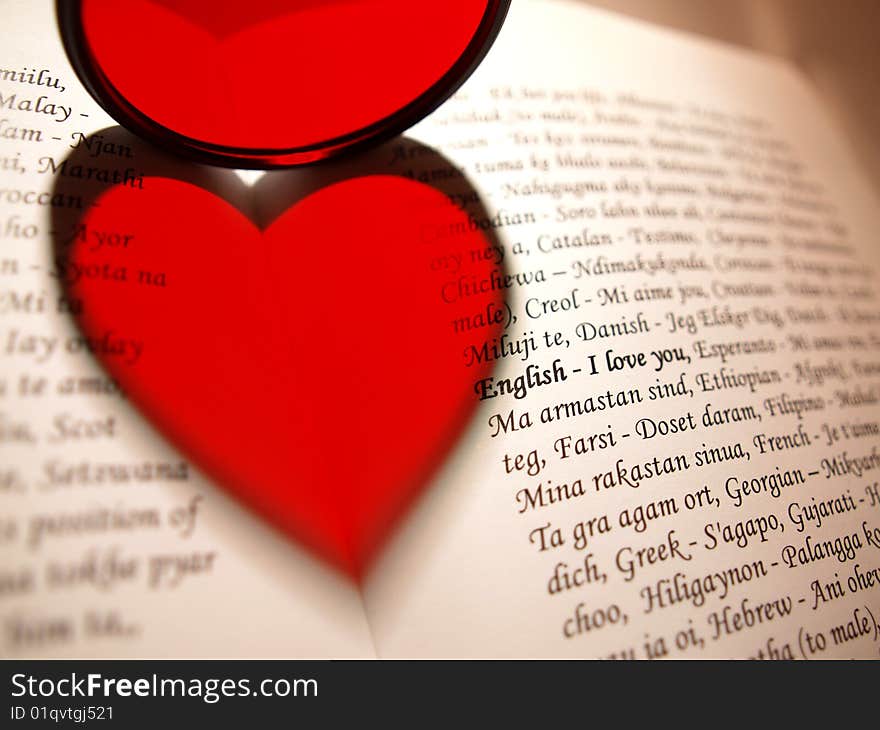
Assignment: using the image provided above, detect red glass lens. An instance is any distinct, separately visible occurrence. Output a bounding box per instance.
[58,0,508,167]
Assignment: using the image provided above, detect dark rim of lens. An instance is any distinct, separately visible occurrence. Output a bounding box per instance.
[56,0,511,169]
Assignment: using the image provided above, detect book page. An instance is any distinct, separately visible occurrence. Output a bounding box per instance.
[0,0,376,658]
[363,0,880,658]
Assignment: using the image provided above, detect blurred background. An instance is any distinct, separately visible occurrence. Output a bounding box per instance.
[583,0,880,195]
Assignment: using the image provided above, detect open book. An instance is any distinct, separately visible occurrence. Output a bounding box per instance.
[3,0,879,658]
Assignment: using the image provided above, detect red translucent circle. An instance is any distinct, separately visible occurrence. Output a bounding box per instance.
[60,1,506,166]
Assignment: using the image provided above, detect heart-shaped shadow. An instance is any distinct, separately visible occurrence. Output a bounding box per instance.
[48,129,510,579]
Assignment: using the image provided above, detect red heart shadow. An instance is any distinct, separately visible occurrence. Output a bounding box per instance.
[49,130,508,579]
